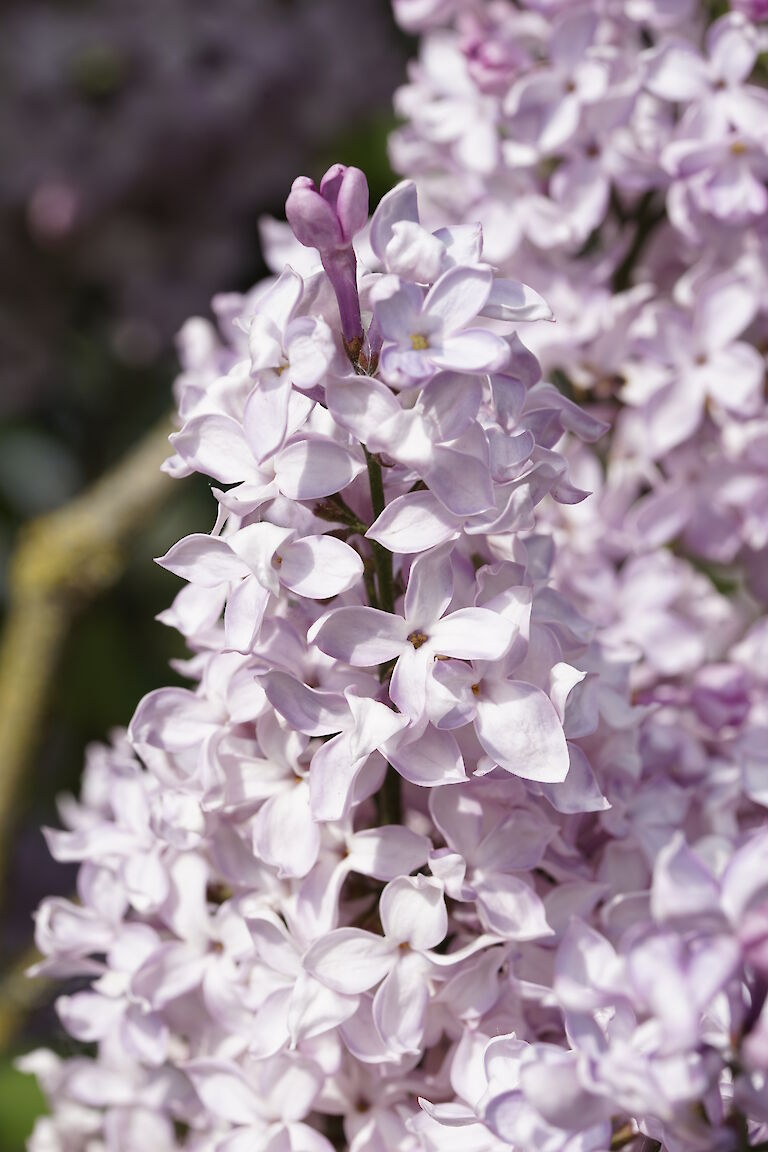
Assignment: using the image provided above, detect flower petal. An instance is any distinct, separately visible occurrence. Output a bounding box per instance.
[243,374,292,463]
[373,280,425,343]
[379,874,447,950]
[386,723,467,788]
[252,784,320,879]
[372,952,430,1055]
[481,279,553,323]
[325,376,400,442]
[229,523,295,592]
[693,275,757,354]
[170,415,261,485]
[346,826,431,881]
[303,928,394,994]
[369,180,420,262]
[275,439,364,500]
[474,680,570,782]
[389,644,431,720]
[425,447,495,516]
[185,1059,263,1125]
[404,543,454,627]
[310,606,407,665]
[308,733,368,822]
[424,265,493,334]
[367,491,461,554]
[224,575,270,653]
[285,316,336,388]
[430,608,515,660]
[433,330,509,374]
[279,535,363,598]
[475,875,553,941]
[264,672,349,736]
[156,534,247,587]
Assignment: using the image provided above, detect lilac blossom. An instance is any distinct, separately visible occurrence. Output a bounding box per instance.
[24,1,768,1149]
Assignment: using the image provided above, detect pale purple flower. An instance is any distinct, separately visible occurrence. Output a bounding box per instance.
[373,265,510,387]
[304,874,449,1055]
[242,266,339,463]
[502,10,610,164]
[309,544,518,720]
[158,524,363,652]
[186,1052,335,1152]
[647,14,767,133]
[623,276,763,457]
[429,784,555,938]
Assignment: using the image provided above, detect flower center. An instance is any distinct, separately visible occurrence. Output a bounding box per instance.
[407,630,429,649]
[471,682,482,697]
[410,333,429,351]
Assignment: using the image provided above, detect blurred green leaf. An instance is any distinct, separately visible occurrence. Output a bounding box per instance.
[0,1059,47,1152]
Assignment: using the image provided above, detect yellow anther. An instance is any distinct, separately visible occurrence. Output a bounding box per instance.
[407,630,429,650]
[410,333,429,351]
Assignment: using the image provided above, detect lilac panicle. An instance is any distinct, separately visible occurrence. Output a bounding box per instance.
[24,1,768,1151]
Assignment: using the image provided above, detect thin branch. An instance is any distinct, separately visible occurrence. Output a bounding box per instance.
[0,416,176,894]
[364,449,395,614]
[364,448,401,825]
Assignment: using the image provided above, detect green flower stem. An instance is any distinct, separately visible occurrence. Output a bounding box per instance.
[364,447,400,824]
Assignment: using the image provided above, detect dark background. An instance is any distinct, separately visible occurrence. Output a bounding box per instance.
[0,1,407,1142]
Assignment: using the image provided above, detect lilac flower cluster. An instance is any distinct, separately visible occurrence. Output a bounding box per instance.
[385,0,768,1146]
[24,2,768,1152]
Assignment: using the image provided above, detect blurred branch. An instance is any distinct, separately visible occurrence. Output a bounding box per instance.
[0,947,47,1054]
[611,191,665,294]
[0,416,175,893]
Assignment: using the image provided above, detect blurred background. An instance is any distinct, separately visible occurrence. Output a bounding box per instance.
[0,1,407,1143]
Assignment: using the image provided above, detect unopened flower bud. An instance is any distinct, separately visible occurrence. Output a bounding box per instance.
[286,175,344,250]
[319,164,369,245]
[286,165,368,253]
[286,164,369,354]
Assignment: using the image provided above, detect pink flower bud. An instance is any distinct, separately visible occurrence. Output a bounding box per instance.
[285,175,343,250]
[285,165,369,252]
[285,164,369,350]
[320,164,369,245]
